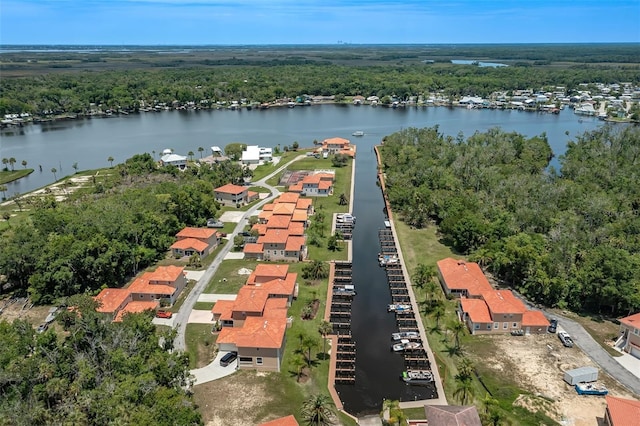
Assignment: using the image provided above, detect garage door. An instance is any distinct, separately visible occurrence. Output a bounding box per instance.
[631,346,640,360]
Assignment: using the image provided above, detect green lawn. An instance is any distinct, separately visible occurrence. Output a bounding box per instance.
[251,151,301,181]
[185,323,217,369]
[0,169,34,185]
[203,259,260,294]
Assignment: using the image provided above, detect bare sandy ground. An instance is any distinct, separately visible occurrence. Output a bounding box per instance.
[483,334,637,426]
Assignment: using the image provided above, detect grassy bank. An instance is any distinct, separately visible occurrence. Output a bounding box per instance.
[0,169,34,185]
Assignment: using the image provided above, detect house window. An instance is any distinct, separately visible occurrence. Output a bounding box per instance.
[634,328,639,335]
[239,357,252,363]
[493,323,499,329]
[474,324,480,330]
[503,322,508,329]
[256,357,263,365]
[487,324,492,330]
[513,323,518,328]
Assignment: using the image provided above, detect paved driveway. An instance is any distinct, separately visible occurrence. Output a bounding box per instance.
[190,351,238,384]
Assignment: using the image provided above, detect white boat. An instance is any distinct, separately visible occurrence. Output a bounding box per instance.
[388,304,412,313]
[379,254,399,266]
[401,370,434,384]
[333,284,356,296]
[575,382,608,396]
[352,131,364,136]
[392,331,420,341]
[392,339,422,352]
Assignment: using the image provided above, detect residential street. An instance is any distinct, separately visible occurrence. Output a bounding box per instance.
[546,312,640,395]
[172,155,305,351]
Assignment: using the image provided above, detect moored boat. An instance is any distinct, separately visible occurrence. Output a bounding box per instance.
[352,131,364,136]
[392,331,420,341]
[392,339,422,352]
[387,304,412,313]
[401,369,434,384]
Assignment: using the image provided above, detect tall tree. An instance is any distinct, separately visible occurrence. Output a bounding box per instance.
[198,146,204,158]
[300,394,336,426]
[318,321,333,355]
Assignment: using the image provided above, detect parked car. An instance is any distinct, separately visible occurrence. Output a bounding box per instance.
[548,319,558,333]
[558,331,574,348]
[510,329,524,336]
[220,351,238,367]
[36,323,48,334]
[206,218,225,228]
[156,310,173,319]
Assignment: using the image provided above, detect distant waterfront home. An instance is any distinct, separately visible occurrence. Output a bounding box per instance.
[321,137,356,157]
[604,395,640,425]
[618,312,640,359]
[241,145,273,165]
[159,149,188,169]
[170,227,220,258]
[214,183,259,206]
[288,172,335,197]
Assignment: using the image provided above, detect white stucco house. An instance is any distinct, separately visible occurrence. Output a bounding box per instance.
[160,149,187,169]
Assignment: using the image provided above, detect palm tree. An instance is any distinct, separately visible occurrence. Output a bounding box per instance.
[198,146,204,158]
[21,160,27,169]
[451,321,466,350]
[303,260,329,280]
[9,157,16,171]
[300,394,336,426]
[338,193,348,206]
[51,167,58,181]
[432,304,445,330]
[1,158,8,170]
[318,321,333,355]
[107,156,114,167]
[291,354,307,382]
[302,335,318,367]
[188,151,194,161]
[453,373,475,405]
[72,162,78,174]
[413,263,436,289]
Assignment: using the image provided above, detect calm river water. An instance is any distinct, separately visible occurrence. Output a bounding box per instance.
[1,104,604,416]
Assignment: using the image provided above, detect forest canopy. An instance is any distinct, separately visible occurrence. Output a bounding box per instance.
[379,125,640,315]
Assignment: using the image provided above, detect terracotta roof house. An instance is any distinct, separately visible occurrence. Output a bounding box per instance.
[289,173,335,197]
[424,405,482,426]
[272,203,297,216]
[259,415,299,426]
[321,137,356,157]
[214,183,259,206]
[230,286,270,325]
[247,264,290,284]
[522,310,552,335]
[170,238,210,258]
[604,395,640,426]
[437,258,493,298]
[211,299,235,327]
[295,198,314,214]
[257,229,307,262]
[243,242,265,260]
[276,192,300,204]
[266,214,292,229]
[113,301,159,322]
[251,223,269,236]
[291,209,308,225]
[95,288,132,315]
[618,312,640,359]
[94,265,186,321]
[459,297,492,333]
[286,222,306,236]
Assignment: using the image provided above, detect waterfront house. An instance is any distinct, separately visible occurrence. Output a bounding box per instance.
[617,312,640,359]
[321,137,356,157]
[241,145,273,165]
[604,395,640,426]
[288,172,335,196]
[436,258,493,298]
[160,149,188,169]
[214,183,259,206]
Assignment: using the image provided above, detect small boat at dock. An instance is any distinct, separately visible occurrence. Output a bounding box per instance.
[388,304,412,313]
[401,370,434,384]
[379,254,399,266]
[392,331,420,341]
[391,339,422,352]
[352,131,364,136]
[333,284,356,297]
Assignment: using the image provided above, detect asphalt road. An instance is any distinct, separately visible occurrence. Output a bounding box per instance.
[173,155,305,351]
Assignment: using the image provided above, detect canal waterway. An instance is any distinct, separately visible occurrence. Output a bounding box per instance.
[0,103,609,415]
[1,104,604,198]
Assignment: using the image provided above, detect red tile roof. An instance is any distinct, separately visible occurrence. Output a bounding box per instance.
[276,193,300,204]
[460,298,492,323]
[247,190,258,199]
[171,238,209,252]
[266,215,291,229]
[295,198,312,210]
[318,181,332,190]
[128,275,176,296]
[272,203,296,215]
[262,203,275,211]
[211,299,235,321]
[233,286,269,313]
[258,229,290,245]
[606,396,640,426]
[259,415,300,426]
[285,236,306,251]
[323,137,350,146]
[248,264,290,284]
[95,288,131,313]
[258,210,273,221]
[234,316,287,349]
[522,310,550,327]
[176,227,217,240]
[264,297,290,313]
[287,222,305,236]
[481,290,526,315]
[288,183,303,193]
[260,273,297,297]
[243,243,264,254]
[437,258,493,296]
[215,183,247,195]
[620,312,640,329]
[146,265,185,283]
[252,223,268,235]
[113,301,158,322]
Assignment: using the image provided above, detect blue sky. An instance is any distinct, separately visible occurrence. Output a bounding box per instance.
[1,0,639,45]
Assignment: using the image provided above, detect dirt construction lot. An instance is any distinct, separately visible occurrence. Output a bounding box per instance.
[475,334,638,426]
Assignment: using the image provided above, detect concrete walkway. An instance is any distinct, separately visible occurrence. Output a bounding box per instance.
[190,351,238,384]
[197,293,236,303]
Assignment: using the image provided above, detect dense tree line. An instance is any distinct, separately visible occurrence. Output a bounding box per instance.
[0,295,201,425]
[1,62,638,115]
[0,153,250,303]
[380,125,640,315]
